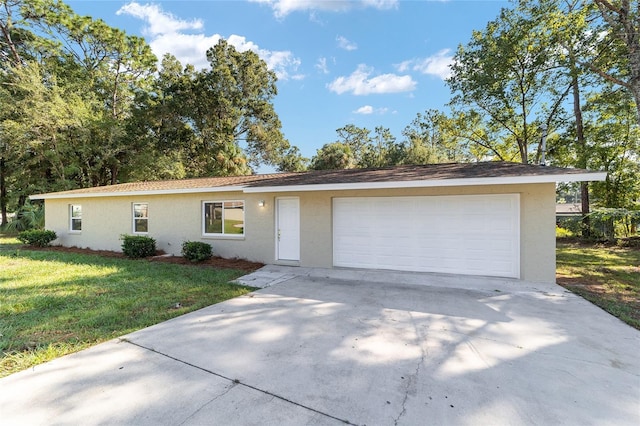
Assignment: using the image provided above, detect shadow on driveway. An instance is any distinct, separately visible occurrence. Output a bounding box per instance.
[1,271,639,425]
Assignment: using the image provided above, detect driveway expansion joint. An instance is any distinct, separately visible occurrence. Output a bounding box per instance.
[120,338,357,426]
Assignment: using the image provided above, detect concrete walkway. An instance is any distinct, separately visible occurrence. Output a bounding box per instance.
[1,267,639,425]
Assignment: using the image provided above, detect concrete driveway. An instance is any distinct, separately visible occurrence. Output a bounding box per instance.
[1,267,639,425]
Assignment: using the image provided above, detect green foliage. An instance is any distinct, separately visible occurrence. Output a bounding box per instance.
[2,202,45,232]
[120,234,156,258]
[277,146,308,172]
[588,208,640,240]
[555,226,574,239]
[17,229,57,247]
[400,110,470,164]
[310,142,355,170]
[181,241,213,262]
[557,216,591,238]
[448,4,561,164]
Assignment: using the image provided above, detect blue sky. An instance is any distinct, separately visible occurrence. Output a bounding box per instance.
[67,1,507,164]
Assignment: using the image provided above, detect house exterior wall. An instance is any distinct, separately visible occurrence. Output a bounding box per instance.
[44,182,556,283]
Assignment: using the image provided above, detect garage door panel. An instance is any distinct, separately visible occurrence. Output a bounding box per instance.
[333,195,520,278]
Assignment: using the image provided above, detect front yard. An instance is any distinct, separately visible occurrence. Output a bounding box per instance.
[0,235,258,377]
[556,242,640,330]
[1,234,638,378]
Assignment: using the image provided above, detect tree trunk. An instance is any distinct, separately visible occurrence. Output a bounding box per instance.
[581,182,591,238]
[0,155,7,226]
[570,62,591,238]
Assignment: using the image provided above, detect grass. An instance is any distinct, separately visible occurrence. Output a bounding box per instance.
[557,241,640,330]
[0,234,20,250]
[0,238,256,378]
[2,233,637,377]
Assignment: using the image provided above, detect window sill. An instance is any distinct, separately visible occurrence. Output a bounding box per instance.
[68,231,82,234]
[202,235,245,241]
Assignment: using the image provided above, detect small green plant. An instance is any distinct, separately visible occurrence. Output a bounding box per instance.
[2,202,45,232]
[555,226,574,239]
[17,230,57,247]
[120,234,156,258]
[182,241,212,262]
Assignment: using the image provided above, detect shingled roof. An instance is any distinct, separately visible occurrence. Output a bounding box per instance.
[245,162,599,187]
[31,162,606,199]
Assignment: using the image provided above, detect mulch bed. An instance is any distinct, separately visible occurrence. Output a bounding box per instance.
[28,245,264,272]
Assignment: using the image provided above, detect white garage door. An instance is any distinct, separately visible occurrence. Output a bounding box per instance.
[333,194,520,278]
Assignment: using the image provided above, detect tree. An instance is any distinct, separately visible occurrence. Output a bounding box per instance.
[185,39,289,174]
[591,0,640,122]
[360,126,403,168]
[448,5,566,164]
[584,88,640,209]
[334,124,372,165]
[277,146,308,172]
[310,142,355,170]
[0,0,157,224]
[400,110,470,164]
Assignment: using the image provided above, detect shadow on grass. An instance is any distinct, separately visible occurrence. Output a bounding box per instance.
[0,249,256,377]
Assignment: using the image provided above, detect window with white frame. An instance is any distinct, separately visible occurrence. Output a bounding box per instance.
[133,203,149,233]
[70,205,82,232]
[203,201,244,236]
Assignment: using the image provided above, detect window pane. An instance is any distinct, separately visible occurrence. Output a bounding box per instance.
[204,202,223,234]
[134,219,148,233]
[134,204,148,218]
[70,205,82,231]
[223,202,244,235]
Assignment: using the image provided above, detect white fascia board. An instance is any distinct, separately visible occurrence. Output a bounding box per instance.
[30,186,247,200]
[242,172,608,193]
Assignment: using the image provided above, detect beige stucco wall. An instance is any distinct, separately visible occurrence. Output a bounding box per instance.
[44,182,556,283]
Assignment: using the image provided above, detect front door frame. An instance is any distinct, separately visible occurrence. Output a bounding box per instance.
[275,197,300,261]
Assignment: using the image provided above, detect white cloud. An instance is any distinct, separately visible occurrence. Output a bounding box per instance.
[118,2,302,80]
[336,35,357,51]
[395,49,454,80]
[315,57,329,74]
[353,105,389,115]
[328,64,416,95]
[354,105,374,114]
[117,2,203,36]
[250,0,398,18]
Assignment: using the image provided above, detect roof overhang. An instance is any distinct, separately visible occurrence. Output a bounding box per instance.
[30,186,247,200]
[243,172,608,193]
[29,171,607,200]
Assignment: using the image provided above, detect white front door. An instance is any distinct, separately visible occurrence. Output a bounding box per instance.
[276,197,300,261]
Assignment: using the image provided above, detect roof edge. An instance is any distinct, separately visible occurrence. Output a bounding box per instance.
[242,172,608,193]
[29,170,608,199]
[30,186,247,200]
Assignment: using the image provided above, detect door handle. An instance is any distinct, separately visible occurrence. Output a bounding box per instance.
[278,229,281,241]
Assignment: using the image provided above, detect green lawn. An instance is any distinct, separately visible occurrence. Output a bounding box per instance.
[3,235,637,377]
[557,242,640,330]
[0,238,256,377]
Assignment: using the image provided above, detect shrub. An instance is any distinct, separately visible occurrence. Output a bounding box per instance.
[2,202,45,232]
[17,229,57,247]
[182,241,212,262]
[121,234,156,258]
[556,226,574,239]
